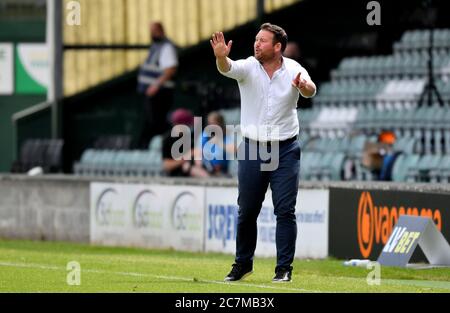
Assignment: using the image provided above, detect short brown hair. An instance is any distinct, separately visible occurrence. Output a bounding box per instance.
[260,23,288,52]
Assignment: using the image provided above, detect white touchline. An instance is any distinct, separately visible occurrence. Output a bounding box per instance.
[0,261,325,293]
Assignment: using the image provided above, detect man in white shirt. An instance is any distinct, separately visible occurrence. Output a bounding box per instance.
[211,23,316,282]
[137,22,178,149]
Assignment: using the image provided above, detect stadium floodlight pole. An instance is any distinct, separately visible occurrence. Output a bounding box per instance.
[46,0,63,138]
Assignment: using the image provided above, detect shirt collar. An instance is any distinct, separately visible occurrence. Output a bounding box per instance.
[257,57,285,76]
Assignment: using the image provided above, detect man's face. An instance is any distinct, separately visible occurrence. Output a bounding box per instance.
[254,30,280,63]
[150,24,164,42]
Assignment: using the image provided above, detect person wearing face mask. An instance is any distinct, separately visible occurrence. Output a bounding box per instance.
[137,22,178,149]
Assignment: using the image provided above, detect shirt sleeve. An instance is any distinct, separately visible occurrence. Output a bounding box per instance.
[295,64,316,98]
[159,44,178,69]
[217,57,252,82]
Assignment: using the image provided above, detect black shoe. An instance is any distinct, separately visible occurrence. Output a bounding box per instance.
[224,263,253,282]
[272,267,292,282]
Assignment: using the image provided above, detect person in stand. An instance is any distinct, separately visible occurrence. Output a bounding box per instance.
[162,108,209,178]
[194,111,236,176]
[137,22,178,149]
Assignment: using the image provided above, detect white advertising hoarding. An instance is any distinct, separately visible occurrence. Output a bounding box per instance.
[15,43,49,94]
[90,183,205,252]
[90,183,129,246]
[165,186,205,252]
[90,182,328,258]
[125,184,167,248]
[205,188,329,259]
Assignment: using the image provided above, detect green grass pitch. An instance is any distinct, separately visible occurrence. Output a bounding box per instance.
[0,239,449,293]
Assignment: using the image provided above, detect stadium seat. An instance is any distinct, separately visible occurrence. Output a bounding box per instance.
[93,135,132,150]
[12,139,65,174]
[391,154,420,182]
[330,153,346,181]
[429,155,450,183]
[406,154,442,182]
[149,135,163,151]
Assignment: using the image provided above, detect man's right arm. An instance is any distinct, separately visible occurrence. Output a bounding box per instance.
[211,32,233,72]
[216,56,231,73]
[211,32,250,80]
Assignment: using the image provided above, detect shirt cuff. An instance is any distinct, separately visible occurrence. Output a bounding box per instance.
[297,86,316,98]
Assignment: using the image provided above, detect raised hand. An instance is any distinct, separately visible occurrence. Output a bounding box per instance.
[292,72,308,89]
[210,32,233,58]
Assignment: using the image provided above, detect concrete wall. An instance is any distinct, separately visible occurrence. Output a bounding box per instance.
[0,175,90,242]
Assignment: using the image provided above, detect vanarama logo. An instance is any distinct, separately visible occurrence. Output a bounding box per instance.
[357,191,442,258]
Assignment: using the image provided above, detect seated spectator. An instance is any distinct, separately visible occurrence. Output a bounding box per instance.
[363,130,399,181]
[377,130,400,181]
[162,109,209,177]
[194,111,236,176]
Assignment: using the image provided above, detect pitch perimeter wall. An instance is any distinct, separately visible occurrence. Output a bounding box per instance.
[0,175,449,260]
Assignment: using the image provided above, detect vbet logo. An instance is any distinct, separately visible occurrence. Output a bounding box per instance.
[357,191,442,258]
[382,226,420,255]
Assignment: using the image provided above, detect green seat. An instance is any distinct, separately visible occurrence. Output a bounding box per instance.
[310,152,334,181]
[392,154,420,182]
[148,135,163,151]
[393,137,418,154]
[437,156,450,182]
[406,154,441,182]
[330,153,346,181]
[349,135,369,157]
[300,152,321,180]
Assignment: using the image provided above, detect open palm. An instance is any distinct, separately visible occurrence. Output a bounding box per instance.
[210,32,233,58]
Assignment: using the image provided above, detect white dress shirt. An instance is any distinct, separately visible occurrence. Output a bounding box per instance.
[218,56,315,142]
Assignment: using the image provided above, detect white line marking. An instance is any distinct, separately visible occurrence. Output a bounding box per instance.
[0,261,323,293]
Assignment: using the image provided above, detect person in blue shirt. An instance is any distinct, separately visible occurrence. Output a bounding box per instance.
[195,111,236,176]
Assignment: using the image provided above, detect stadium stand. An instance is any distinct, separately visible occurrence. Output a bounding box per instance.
[92,135,132,151]
[72,28,450,183]
[74,135,162,177]
[298,28,450,182]
[11,139,64,174]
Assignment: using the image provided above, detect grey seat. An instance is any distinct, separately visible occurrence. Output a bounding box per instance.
[391,154,420,182]
[430,155,450,183]
[405,154,440,182]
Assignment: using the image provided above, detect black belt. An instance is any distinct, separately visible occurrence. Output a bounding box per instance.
[244,135,298,147]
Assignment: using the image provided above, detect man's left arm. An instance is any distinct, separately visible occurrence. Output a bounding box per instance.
[292,72,316,98]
